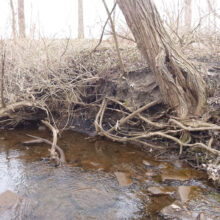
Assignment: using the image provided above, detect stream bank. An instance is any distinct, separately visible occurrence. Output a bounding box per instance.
[1,39,220,185]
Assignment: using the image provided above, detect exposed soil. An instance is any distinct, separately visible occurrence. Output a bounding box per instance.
[0,39,220,186]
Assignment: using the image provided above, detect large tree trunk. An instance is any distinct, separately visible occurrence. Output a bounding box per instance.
[18,0,26,38]
[117,0,207,118]
[184,0,192,32]
[78,0,84,39]
[10,0,17,39]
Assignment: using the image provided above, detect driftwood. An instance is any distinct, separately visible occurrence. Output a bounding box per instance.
[41,120,58,159]
[24,134,66,164]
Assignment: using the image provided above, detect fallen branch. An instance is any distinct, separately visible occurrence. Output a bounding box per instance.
[24,134,66,164]
[89,3,117,55]
[41,120,62,165]
[102,0,126,74]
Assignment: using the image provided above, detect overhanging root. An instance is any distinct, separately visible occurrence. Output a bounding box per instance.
[40,120,66,165]
[24,134,66,164]
[95,98,220,158]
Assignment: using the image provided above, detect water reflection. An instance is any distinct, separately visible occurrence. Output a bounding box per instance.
[0,130,219,219]
[0,149,27,194]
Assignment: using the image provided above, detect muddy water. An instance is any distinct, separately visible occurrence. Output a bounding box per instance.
[0,130,220,220]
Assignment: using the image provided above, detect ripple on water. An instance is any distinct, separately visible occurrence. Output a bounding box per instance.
[0,130,219,219]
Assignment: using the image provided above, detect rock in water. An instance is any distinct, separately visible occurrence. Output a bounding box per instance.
[177,186,192,203]
[160,201,196,220]
[114,172,133,186]
[0,190,22,215]
[147,186,175,195]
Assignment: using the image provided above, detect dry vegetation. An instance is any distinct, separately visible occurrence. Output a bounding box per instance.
[0,38,146,132]
[0,23,220,182]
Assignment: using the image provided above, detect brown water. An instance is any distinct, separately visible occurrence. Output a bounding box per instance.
[0,130,220,220]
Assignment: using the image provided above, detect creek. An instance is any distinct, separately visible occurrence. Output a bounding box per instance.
[0,130,220,219]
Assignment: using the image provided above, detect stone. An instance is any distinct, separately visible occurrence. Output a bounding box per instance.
[161,173,190,182]
[145,170,156,177]
[72,188,114,210]
[147,186,175,195]
[114,172,133,186]
[197,212,207,220]
[160,201,196,220]
[143,160,155,167]
[0,190,22,214]
[177,186,192,203]
[81,160,103,170]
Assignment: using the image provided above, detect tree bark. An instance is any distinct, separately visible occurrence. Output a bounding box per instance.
[78,0,84,39]
[184,0,192,32]
[18,0,26,38]
[117,0,207,118]
[10,0,17,39]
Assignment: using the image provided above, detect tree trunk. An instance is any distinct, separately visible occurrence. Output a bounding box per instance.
[18,0,26,38]
[117,0,207,118]
[184,0,192,32]
[10,0,17,39]
[78,0,84,39]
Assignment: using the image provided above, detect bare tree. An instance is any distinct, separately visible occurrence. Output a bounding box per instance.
[184,0,192,32]
[10,0,17,39]
[78,0,84,39]
[18,0,26,38]
[207,0,219,32]
[117,0,207,118]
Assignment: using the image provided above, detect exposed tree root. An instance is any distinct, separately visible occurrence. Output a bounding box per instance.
[95,97,220,183]
[41,120,65,165]
[0,39,219,184]
[169,118,220,131]
[0,99,66,165]
[24,134,66,164]
[0,101,35,117]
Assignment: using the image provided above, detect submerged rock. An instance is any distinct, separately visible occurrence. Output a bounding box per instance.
[147,186,175,195]
[143,160,152,167]
[161,172,191,182]
[160,201,197,220]
[72,188,114,210]
[114,172,133,186]
[177,186,193,203]
[0,190,22,215]
[145,170,157,177]
[81,160,104,170]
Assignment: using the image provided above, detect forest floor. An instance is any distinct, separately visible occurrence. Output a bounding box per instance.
[1,38,220,186]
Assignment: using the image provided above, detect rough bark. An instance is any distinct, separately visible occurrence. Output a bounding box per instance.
[18,0,26,38]
[117,0,207,118]
[78,0,84,39]
[184,0,192,32]
[10,0,17,39]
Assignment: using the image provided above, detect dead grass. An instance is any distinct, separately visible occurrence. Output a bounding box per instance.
[1,38,144,128]
[0,35,219,182]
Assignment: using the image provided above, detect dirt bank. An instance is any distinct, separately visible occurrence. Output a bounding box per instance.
[1,39,220,185]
